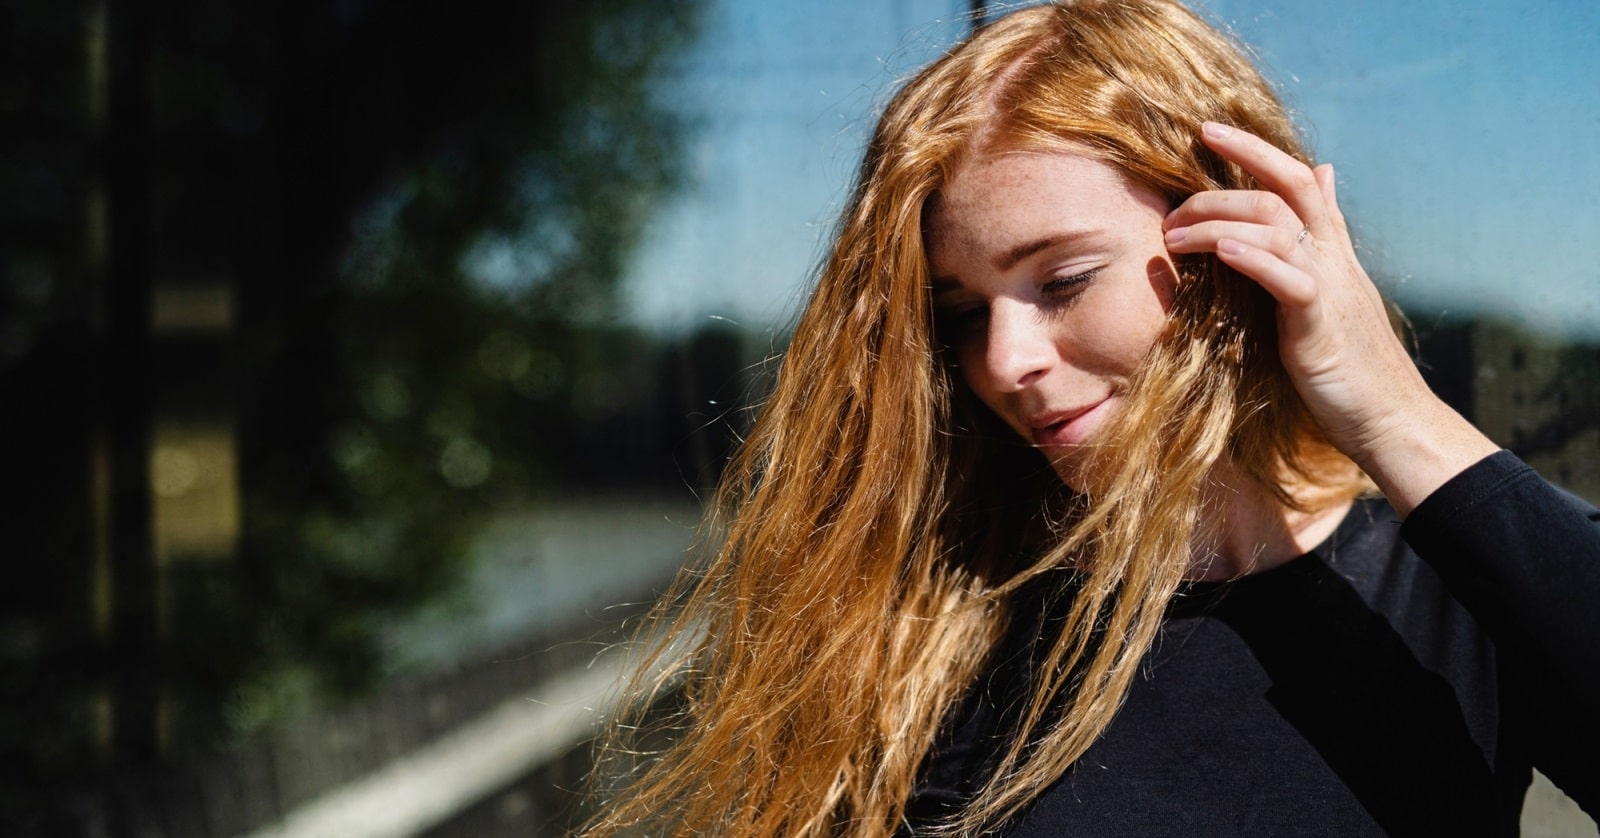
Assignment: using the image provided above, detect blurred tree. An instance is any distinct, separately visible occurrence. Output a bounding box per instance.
[211,0,706,732]
[1513,344,1600,459]
[0,0,705,811]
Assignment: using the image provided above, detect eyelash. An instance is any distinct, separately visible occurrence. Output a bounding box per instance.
[935,268,1098,340]
[1042,269,1097,301]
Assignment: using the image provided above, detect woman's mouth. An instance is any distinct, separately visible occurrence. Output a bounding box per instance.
[1028,398,1113,448]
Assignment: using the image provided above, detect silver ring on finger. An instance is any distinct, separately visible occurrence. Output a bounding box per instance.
[1294,226,1311,245]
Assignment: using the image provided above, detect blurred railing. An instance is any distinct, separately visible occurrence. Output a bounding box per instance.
[31,565,677,838]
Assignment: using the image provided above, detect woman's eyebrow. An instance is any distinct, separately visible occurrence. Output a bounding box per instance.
[929,229,1108,293]
[995,230,1106,272]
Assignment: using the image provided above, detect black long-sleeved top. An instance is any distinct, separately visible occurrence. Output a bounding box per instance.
[906,451,1600,835]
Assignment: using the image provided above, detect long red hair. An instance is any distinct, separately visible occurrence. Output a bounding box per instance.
[586,2,1366,834]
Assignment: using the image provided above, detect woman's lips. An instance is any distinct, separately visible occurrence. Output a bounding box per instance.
[1028,398,1113,448]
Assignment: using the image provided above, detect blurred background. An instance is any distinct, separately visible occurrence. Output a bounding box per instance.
[1,0,1594,835]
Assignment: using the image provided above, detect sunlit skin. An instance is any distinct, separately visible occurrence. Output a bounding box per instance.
[927,149,1176,491]
[1166,124,1497,518]
[928,124,1500,578]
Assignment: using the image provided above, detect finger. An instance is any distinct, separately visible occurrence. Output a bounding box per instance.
[1164,190,1298,232]
[1201,122,1330,236]
[1165,220,1305,258]
[1313,164,1336,215]
[1312,163,1349,235]
[1215,237,1316,308]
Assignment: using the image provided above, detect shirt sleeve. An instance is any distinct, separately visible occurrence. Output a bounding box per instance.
[1399,449,1600,817]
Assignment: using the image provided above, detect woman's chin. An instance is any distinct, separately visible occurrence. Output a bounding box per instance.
[1047,449,1092,494]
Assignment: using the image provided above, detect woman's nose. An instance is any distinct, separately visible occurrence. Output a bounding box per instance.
[985,300,1054,392]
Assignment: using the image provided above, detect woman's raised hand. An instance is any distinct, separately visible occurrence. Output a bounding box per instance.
[1161,122,1498,515]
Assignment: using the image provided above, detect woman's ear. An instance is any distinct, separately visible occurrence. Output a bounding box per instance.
[1145,256,1180,311]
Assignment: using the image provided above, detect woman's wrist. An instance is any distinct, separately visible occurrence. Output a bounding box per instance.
[1351,397,1501,518]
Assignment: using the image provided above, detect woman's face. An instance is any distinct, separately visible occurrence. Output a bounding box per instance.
[926,149,1179,488]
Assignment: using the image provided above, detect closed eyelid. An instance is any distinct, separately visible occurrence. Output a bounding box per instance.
[930,287,974,310]
[1047,267,1099,284]
[929,275,958,294]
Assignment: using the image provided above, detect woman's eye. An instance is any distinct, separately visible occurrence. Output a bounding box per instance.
[935,304,987,343]
[948,305,987,328]
[1042,269,1097,298]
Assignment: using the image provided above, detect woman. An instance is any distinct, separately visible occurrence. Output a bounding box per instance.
[586,1,1600,834]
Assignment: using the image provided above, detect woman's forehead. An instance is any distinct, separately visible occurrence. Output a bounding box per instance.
[930,151,1163,240]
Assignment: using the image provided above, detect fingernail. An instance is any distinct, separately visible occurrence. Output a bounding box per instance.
[1203,121,1232,139]
[1164,227,1188,244]
[1219,239,1245,256]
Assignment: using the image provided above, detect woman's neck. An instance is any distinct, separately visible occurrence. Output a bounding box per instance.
[1186,463,1354,582]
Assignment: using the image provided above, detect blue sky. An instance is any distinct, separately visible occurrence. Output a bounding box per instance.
[622,0,1600,340]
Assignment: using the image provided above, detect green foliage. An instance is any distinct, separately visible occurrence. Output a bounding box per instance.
[223,0,707,734]
[1516,344,1600,458]
[0,0,709,782]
